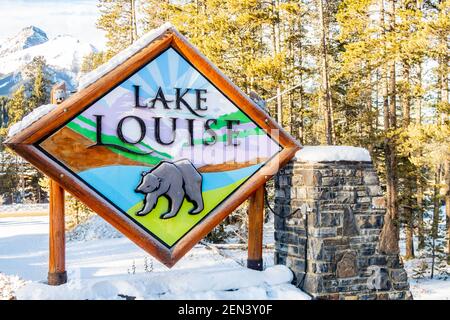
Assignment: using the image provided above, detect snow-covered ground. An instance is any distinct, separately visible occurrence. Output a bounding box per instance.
[399,229,450,300]
[0,203,48,213]
[1,213,449,300]
[67,215,123,242]
[404,259,450,300]
[0,273,26,300]
[0,215,309,300]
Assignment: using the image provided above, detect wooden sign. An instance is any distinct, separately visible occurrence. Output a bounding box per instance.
[5,25,300,267]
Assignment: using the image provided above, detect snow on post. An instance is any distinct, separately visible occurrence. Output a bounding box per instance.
[7,104,57,138]
[295,146,371,163]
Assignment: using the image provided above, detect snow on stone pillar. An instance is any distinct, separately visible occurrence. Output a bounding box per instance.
[274,146,412,300]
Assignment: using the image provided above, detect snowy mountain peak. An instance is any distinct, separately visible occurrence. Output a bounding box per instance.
[0,26,48,57]
[0,31,97,75]
[0,27,98,96]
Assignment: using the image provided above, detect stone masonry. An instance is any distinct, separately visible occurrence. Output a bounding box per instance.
[274,158,412,300]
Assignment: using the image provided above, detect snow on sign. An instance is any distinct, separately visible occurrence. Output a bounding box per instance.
[5,24,300,267]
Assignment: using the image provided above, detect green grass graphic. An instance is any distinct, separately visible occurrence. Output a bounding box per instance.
[126,177,248,246]
[66,117,171,166]
[210,110,252,130]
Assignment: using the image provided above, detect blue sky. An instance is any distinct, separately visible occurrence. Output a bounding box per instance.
[0,0,106,49]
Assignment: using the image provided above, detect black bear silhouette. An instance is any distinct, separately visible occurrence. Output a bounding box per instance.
[134,159,204,219]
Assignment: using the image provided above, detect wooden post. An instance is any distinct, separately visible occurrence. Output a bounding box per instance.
[48,82,67,285]
[247,185,265,271]
[48,180,67,285]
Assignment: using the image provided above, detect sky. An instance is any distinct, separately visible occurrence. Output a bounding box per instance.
[0,0,106,49]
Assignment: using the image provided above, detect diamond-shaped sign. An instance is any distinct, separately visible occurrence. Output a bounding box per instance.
[6,25,300,267]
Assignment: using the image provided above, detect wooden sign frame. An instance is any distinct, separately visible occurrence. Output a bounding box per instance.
[5,27,300,267]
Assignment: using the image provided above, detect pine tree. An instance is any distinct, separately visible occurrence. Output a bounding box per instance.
[81,52,108,73]
[23,56,52,110]
[1,88,27,203]
[0,96,9,130]
[317,0,334,144]
[336,0,381,150]
[336,0,400,254]
[3,58,52,204]
[7,85,27,125]
[426,0,450,263]
[97,0,140,58]
[89,0,450,259]
[396,0,427,260]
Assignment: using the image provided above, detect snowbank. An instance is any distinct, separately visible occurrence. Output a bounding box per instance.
[295,146,371,163]
[0,273,27,300]
[408,276,450,300]
[7,104,56,137]
[3,216,450,300]
[403,256,450,300]
[0,203,48,213]
[78,23,174,89]
[67,215,123,242]
[16,265,310,300]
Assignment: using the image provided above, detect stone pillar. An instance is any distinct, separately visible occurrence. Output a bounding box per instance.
[274,149,412,300]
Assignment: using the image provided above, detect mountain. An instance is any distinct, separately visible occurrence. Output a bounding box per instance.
[0,26,97,96]
[0,26,48,57]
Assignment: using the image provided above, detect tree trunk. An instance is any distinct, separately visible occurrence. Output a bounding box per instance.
[375,69,380,130]
[131,0,138,43]
[277,86,282,124]
[271,0,282,124]
[445,161,450,264]
[416,63,425,250]
[441,29,449,264]
[446,195,450,264]
[417,178,425,250]
[367,64,374,154]
[298,25,304,144]
[404,173,415,259]
[317,0,333,145]
[417,63,423,124]
[288,93,294,135]
[379,0,399,254]
[298,83,304,144]
[401,66,411,127]
[403,64,414,259]
[437,10,450,262]
[431,167,441,279]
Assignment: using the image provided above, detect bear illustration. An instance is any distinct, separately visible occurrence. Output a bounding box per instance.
[134,159,204,219]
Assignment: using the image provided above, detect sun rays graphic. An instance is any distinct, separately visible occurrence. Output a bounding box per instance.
[123,47,209,100]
